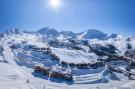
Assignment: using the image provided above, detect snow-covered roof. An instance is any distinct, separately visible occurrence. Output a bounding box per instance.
[51,65,72,75]
[35,63,44,67]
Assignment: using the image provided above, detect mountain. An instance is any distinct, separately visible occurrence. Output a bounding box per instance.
[0,33,4,38]
[0,28,135,89]
[4,28,23,35]
[18,28,119,40]
[106,33,118,39]
[37,28,118,40]
[59,31,77,38]
[37,27,59,37]
[78,29,107,39]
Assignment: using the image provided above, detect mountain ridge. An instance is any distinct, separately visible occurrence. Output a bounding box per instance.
[2,27,119,40]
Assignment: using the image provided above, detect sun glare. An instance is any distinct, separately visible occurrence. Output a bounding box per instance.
[50,0,60,9]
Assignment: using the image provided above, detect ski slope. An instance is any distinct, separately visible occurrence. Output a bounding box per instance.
[52,48,98,64]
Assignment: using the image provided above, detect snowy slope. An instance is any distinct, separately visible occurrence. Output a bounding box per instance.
[0,29,135,89]
[52,48,98,64]
[78,29,107,39]
[60,31,77,38]
[37,27,59,37]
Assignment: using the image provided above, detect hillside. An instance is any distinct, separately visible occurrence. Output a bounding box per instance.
[0,28,135,89]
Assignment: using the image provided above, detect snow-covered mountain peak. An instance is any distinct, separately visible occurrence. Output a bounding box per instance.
[4,28,23,35]
[106,33,118,39]
[78,29,107,39]
[37,27,59,37]
[59,31,77,38]
[3,27,122,40]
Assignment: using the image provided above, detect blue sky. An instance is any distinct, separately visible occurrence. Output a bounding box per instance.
[0,0,135,35]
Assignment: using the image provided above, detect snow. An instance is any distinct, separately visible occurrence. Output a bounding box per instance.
[73,74,102,84]
[122,81,135,89]
[89,36,132,55]
[0,63,22,78]
[78,29,107,40]
[51,48,98,64]
[51,65,72,75]
[0,31,135,89]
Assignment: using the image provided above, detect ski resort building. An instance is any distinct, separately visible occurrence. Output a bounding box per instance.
[34,64,50,75]
[34,64,73,80]
[50,66,72,80]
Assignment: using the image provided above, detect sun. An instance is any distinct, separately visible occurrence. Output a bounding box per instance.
[50,0,60,9]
